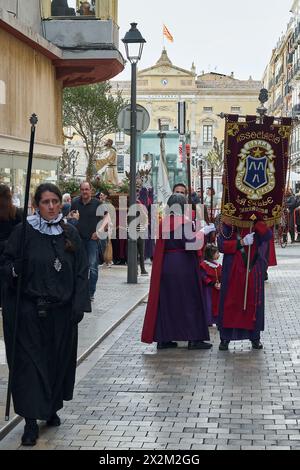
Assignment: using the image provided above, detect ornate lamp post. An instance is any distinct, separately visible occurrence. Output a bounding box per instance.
[122,23,146,284]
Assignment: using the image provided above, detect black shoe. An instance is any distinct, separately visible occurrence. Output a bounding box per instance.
[157,341,178,350]
[252,340,263,350]
[188,341,212,350]
[46,413,61,427]
[264,272,268,281]
[21,420,39,447]
[219,340,230,351]
[140,271,149,276]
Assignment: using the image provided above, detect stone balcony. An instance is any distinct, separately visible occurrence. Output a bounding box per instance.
[40,0,124,86]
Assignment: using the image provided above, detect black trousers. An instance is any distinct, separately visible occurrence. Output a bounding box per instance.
[137,237,146,273]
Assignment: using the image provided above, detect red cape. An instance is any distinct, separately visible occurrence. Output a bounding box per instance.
[268,230,277,267]
[200,261,222,317]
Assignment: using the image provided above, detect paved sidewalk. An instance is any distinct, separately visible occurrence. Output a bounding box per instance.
[0,264,150,433]
[1,245,300,450]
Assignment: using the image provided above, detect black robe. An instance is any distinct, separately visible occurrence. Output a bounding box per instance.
[0,208,23,306]
[1,222,91,420]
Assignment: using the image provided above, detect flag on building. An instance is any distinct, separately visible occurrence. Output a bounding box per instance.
[163,24,174,43]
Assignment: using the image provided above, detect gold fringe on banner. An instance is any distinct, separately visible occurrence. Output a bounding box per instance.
[220,113,292,229]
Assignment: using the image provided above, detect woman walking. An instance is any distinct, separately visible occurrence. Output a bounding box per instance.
[1,183,91,446]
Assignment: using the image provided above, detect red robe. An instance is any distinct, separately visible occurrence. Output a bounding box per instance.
[220,222,271,331]
[200,261,222,317]
[268,230,277,267]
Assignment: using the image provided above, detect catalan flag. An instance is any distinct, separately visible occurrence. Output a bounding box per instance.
[163,24,174,43]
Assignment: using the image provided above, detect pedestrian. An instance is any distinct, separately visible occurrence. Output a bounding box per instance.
[71,181,102,301]
[141,194,212,350]
[0,183,90,446]
[62,192,72,217]
[136,193,149,276]
[294,192,300,242]
[200,244,222,326]
[172,182,188,199]
[284,188,298,243]
[0,185,23,307]
[217,220,272,351]
[11,186,21,208]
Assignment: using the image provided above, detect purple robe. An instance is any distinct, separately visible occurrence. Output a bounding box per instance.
[154,234,210,343]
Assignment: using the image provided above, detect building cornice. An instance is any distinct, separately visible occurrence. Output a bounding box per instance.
[0,8,62,60]
[0,133,62,158]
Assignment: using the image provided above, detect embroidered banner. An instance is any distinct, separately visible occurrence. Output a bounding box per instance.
[222,114,292,227]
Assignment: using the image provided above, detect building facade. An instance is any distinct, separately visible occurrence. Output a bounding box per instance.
[0,0,124,200]
[262,0,300,188]
[108,49,261,195]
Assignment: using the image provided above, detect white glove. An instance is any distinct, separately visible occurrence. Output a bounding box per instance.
[242,232,255,246]
[201,223,216,236]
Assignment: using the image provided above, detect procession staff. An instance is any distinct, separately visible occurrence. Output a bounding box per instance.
[4,115,37,423]
[1,183,91,446]
[217,220,272,351]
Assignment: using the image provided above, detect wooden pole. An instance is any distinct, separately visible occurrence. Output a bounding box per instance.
[186,140,192,204]
[210,167,214,221]
[5,114,38,420]
[200,161,204,204]
[243,223,254,311]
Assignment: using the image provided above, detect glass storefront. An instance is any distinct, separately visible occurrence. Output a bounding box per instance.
[0,167,57,209]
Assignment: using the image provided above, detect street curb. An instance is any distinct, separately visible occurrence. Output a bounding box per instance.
[0,415,22,442]
[0,291,148,442]
[76,292,148,366]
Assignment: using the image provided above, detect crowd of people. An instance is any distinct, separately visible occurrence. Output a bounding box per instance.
[142,181,272,354]
[0,178,280,446]
[285,188,300,243]
[0,180,154,446]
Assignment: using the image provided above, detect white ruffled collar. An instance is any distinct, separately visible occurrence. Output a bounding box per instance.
[203,260,219,269]
[27,211,63,236]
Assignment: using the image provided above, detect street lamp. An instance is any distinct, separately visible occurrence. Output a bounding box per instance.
[122,23,146,284]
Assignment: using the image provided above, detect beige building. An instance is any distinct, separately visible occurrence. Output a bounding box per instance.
[262,0,300,185]
[109,49,261,192]
[0,0,123,200]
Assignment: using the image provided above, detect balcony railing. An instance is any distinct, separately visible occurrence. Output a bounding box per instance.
[290,59,300,79]
[274,96,283,109]
[284,83,292,96]
[268,78,275,89]
[40,0,118,23]
[288,52,294,64]
[292,104,300,117]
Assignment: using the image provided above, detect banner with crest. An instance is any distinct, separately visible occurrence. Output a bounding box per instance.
[222,114,292,227]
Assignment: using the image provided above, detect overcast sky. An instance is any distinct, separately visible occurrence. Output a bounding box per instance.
[113,0,292,81]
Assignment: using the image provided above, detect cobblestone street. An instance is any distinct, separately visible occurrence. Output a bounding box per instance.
[1,245,300,450]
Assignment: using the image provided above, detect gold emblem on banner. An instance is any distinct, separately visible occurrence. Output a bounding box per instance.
[235,140,275,200]
[223,203,237,217]
[272,205,282,218]
[278,126,292,140]
[227,123,240,137]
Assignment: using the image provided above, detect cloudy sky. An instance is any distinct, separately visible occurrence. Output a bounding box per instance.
[114,0,292,81]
